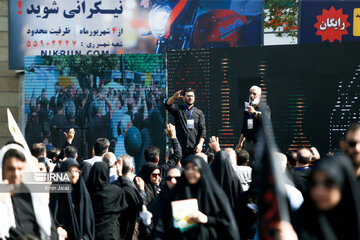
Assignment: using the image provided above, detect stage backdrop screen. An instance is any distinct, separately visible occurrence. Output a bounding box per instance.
[167,42,360,154]
[24,54,166,169]
[10,0,263,69]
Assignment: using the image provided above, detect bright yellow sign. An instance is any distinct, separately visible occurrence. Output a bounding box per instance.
[354,8,360,36]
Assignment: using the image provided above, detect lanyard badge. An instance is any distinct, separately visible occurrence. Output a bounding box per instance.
[247,119,254,130]
[185,105,195,129]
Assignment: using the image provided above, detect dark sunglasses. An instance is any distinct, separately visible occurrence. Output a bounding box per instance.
[310,178,337,189]
[347,140,359,148]
[151,173,161,177]
[165,176,181,182]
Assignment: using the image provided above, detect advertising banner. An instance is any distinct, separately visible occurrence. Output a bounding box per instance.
[10,0,263,69]
[300,0,360,43]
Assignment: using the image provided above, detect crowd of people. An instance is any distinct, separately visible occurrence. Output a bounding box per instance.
[25,76,166,161]
[1,85,360,240]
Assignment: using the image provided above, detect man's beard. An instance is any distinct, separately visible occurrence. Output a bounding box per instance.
[249,97,260,106]
[185,100,194,107]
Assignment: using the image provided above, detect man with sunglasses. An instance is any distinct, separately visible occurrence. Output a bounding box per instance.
[340,122,360,184]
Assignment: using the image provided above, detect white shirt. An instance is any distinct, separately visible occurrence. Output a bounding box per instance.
[49,162,57,172]
[233,165,252,191]
[83,156,103,166]
[285,184,304,210]
[109,167,118,183]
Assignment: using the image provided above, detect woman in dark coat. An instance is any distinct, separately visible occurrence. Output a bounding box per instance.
[87,162,128,240]
[154,155,240,240]
[292,154,360,240]
[144,167,183,238]
[50,159,95,240]
[149,167,182,223]
[210,150,243,229]
[138,162,161,205]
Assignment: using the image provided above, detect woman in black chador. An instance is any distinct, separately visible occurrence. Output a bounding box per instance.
[154,155,240,240]
[87,161,128,240]
[50,159,95,240]
[292,154,360,240]
[210,150,243,230]
[138,162,161,205]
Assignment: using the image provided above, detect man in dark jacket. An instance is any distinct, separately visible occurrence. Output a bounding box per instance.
[114,154,146,240]
[291,148,313,195]
[165,88,206,162]
[236,85,271,162]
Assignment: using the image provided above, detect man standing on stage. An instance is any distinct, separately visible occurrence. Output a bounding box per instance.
[235,85,271,161]
[166,88,206,162]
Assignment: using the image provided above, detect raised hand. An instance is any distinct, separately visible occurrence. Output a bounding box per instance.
[64,128,75,144]
[164,123,176,139]
[173,90,183,100]
[135,176,145,191]
[209,136,221,152]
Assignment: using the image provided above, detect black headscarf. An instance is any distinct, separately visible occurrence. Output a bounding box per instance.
[210,151,243,229]
[87,162,128,240]
[154,155,240,240]
[49,159,95,240]
[138,162,161,205]
[293,154,360,240]
[149,167,183,226]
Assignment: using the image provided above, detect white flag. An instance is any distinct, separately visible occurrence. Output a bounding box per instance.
[7,108,31,154]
